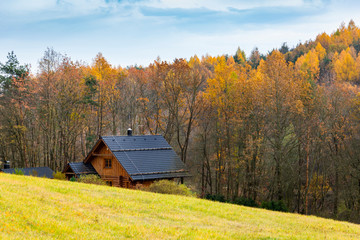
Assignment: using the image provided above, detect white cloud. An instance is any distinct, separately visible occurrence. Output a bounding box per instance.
[58,0,110,13]
[140,0,306,11]
[0,0,57,12]
[0,0,119,21]
[0,0,111,13]
[0,0,309,18]
[1,0,360,73]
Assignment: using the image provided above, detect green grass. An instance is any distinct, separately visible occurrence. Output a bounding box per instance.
[0,174,359,239]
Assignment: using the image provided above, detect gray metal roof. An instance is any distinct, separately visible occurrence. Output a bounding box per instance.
[101,135,189,181]
[68,162,98,175]
[102,135,171,151]
[1,167,54,179]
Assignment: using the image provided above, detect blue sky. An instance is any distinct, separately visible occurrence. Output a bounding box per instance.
[1,0,360,73]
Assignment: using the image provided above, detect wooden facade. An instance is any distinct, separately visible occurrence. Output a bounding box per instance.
[84,140,154,188]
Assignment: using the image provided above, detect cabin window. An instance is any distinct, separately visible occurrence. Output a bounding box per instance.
[106,181,113,186]
[104,159,112,168]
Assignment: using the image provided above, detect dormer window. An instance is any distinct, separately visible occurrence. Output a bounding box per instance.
[104,159,112,168]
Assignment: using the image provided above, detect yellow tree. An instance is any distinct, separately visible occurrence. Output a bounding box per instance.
[315,42,327,62]
[88,53,118,136]
[334,48,358,82]
[36,48,63,169]
[316,32,332,50]
[205,56,253,198]
[149,60,175,140]
[345,91,360,214]
[295,46,323,214]
[319,82,358,216]
[331,22,353,48]
[156,57,209,166]
[55,58,87,169]
[108,66,126,135]
[133,64,161,135]
[258,50,300,201]
[36,49,87,170]
[356,55,360,83]
[234,47,246,66]
[176,56,210,165]
[295,49,320,82]
[127,66,152,135]
[205,56,238,196]
[234,64,266,200]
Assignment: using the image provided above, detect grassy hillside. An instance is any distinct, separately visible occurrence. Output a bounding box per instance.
[0,174,359,240]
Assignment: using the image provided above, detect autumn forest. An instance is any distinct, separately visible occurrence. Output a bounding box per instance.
[1,21,360,223]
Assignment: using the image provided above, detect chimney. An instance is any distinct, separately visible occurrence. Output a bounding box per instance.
[127,128,133,136]
[4,161,10,169]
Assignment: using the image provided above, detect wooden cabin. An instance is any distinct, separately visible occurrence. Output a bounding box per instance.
[63,132,189,188]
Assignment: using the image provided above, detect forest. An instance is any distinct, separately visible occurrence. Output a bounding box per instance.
[1,20,360,223]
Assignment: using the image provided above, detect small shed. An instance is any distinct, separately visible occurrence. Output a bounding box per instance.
[63,162,98,180]
[1,167,54,179]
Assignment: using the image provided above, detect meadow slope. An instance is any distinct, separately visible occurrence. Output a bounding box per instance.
[0,174,359,240]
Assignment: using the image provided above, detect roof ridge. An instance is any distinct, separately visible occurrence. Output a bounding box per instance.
[101,134,163,137]
[112,147,172,152]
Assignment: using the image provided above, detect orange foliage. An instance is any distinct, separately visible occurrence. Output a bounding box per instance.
[333,48,359,82]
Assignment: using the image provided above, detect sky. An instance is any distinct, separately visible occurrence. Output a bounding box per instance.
[1,0,360,73]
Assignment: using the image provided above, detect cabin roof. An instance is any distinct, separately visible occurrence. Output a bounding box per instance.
[1,167,54,179]
[101,135,190,181]
[67,162,98,176]
[102,135,171,151]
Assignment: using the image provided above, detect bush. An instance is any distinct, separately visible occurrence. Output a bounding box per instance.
[205,194,226,203]
[53,171,66,180]
[147,180,195,197]
[338,209,360,223]
[31,170,38,177]
[77,174,106,185]
[14,168,24,175]
[70,176,76,182]
[260,200,288,212]
[233,197,259,207]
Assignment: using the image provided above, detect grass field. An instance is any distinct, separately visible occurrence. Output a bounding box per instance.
[0,174,359,239]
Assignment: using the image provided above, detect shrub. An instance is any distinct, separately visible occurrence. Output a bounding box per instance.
[338,209,360,223]
[147,180,195,197]
[77,174,106,185]
[260,200,288,212]
[205,194,226,203]
[233,197,259,207]
[31,170,38,177]
[53,171,66,180]
[14,168,24,175]
[70,176,76,182]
